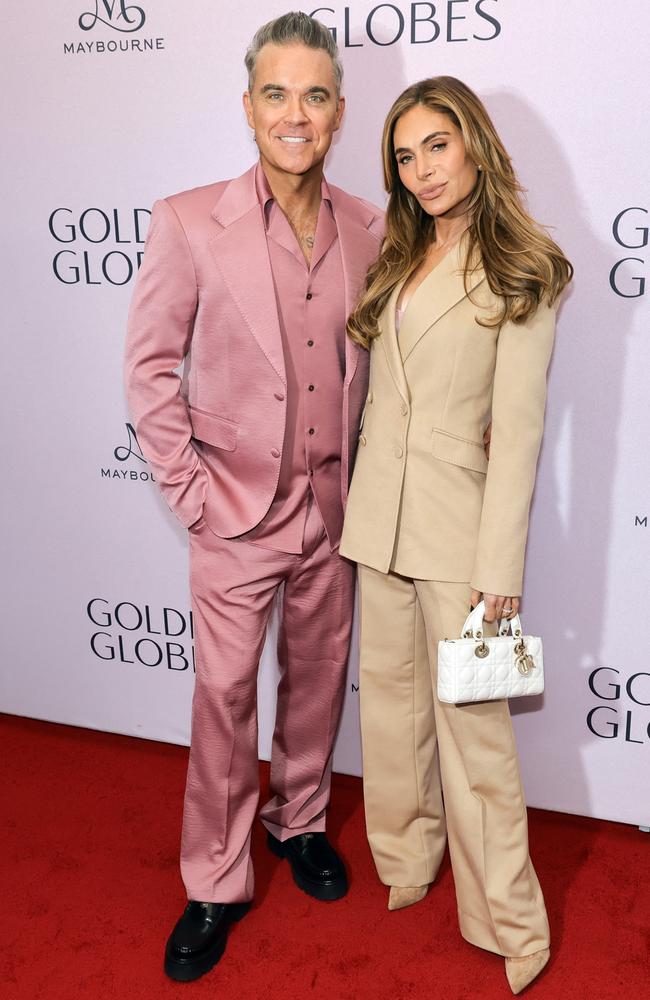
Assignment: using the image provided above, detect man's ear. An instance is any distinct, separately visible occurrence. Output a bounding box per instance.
[333,94,346,132]
[243,90,255,130]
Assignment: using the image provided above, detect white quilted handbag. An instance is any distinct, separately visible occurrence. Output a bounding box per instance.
[437,601,544,704]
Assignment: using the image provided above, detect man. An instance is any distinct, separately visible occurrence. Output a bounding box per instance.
[124,12,383,982]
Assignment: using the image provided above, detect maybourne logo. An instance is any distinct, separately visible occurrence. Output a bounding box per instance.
[114,423,145,464]
[101,423,156,483]
[79,1,146,32]
[64,2,164,55]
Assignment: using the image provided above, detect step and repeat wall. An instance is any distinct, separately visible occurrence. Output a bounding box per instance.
[2,2,649,827]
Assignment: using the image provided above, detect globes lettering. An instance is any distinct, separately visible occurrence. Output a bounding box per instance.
[49,207,151,287]
[609,207,647,298]
[587,666,650,743]
[310,1,501,46]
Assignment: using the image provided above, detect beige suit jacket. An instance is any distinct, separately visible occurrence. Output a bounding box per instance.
[339,240,557,597]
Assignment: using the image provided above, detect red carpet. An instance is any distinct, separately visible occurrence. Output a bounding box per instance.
[1,714,648,999]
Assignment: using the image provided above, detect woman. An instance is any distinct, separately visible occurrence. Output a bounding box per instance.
[340,77,572,994]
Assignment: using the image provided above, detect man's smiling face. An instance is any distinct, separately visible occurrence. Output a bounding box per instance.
[243,43,344,181]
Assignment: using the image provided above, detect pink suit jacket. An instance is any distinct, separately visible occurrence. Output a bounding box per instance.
[124,165,384,536]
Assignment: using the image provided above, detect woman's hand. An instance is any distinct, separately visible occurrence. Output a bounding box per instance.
[470,590,520,621]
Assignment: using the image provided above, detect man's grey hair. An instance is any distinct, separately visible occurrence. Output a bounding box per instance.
[245,11,343,94]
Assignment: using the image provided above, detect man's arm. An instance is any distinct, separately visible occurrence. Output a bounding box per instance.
[124,198,208,528]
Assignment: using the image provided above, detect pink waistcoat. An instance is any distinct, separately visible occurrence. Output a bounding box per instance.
[242,166,346,553]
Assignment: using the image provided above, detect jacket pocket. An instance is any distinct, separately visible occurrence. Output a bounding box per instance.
[189,406,238,452]
[431,428,488,475]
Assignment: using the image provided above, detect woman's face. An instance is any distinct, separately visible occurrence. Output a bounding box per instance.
[393,104,478,220]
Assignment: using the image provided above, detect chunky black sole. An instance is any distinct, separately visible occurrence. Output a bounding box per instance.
[267,835,348,902]
[164,902,251,982]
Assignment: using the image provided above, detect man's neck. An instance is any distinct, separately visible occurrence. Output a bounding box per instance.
[259,158,323,220]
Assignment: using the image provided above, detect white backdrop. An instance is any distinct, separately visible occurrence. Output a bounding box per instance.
[2,1,649,827]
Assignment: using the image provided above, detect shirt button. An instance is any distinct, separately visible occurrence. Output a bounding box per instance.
[394,444,403,458]
[306,292,313,300]
[367,391,374,404]
[359,433,367,446]
[307,339,314,347]
[308,428,315,435]
[274,392,285,401]
[401,402,408,415]
[308,384,315,392]
[271,448,281,458]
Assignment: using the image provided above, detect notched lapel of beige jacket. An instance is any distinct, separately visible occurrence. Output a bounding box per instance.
[398,240,485,363]
[378,280,410,405]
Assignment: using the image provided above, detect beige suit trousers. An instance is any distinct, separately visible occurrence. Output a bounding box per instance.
[358,566,550,958]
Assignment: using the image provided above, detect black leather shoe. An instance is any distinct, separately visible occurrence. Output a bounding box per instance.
[267,831,348,901]
[164,900,251,982]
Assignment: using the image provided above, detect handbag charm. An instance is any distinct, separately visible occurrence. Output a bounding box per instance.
[437,601,545,704]
[515,642,535,676]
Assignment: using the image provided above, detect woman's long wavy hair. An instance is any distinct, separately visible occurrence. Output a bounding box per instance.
[348,77,573,348]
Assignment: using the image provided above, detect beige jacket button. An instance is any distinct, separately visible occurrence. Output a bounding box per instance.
[394,444,403,458]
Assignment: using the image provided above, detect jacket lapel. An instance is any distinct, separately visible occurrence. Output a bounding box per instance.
[208,166,286,384]
[330,187,382,388]
[378,280,410,405]
[398,239,485,363]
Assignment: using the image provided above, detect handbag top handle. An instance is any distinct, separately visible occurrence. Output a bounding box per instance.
[461,601,523,640]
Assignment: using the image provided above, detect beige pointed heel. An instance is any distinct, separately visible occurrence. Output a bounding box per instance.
[387,885,428,911]
[505,948,550,995]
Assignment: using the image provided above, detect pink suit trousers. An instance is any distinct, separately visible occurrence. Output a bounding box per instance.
[180,501,354,903]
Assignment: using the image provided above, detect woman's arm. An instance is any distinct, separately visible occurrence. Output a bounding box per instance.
[470,301,557,600]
